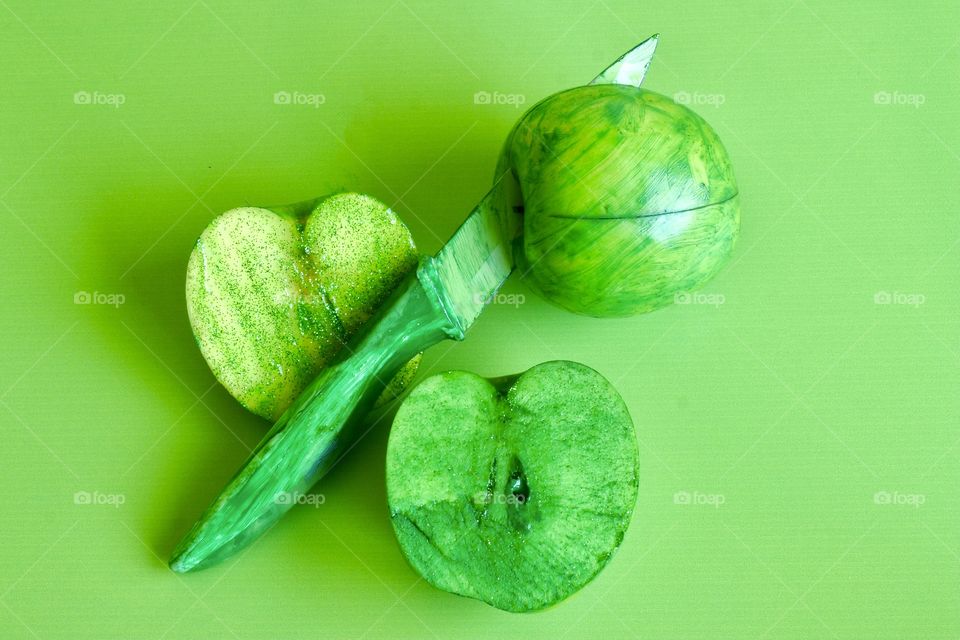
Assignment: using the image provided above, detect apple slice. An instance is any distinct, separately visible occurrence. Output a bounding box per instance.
[186,192,420,421]
[386,360,639,612]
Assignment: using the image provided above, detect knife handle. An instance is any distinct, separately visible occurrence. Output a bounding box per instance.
[170,258,463,571]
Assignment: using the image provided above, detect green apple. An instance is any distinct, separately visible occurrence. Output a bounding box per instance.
[496,84,740,317]
[386,360,638,612]
[186,192,420,421]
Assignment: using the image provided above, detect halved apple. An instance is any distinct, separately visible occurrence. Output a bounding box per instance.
[186,192,420,421]
[387,360,639,612]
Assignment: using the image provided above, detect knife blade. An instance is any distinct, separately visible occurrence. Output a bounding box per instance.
[590,33,659,87]
[170,181,515,572]
[430,186,514,330]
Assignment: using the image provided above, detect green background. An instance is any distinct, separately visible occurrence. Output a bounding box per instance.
[1,1,957,638]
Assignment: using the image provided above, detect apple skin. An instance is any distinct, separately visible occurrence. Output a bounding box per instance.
[496,84,740,317]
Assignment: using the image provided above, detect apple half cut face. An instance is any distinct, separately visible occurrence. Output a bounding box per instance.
[186,192,421,422]
[386,360,639,612]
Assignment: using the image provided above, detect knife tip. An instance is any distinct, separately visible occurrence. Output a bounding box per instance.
[168,545,197,573]
[168,531,212,573]
[167,523,251,573]
[168,558,189,574]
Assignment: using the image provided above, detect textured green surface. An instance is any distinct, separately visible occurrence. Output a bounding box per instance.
[1,2,958,639]
[186,192,420,421]
[499,84,740,317]
[387,362,638,612]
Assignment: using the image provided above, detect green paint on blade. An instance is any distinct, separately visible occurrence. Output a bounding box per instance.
[387,361,639,612]
[431,184,514,334]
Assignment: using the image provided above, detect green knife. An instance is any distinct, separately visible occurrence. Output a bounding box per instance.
[169,34,660,573]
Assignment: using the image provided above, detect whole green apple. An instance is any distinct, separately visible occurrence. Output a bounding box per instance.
[496,84,740,317]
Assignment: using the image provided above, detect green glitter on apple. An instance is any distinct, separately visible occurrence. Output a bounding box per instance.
[185,192,420,421]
